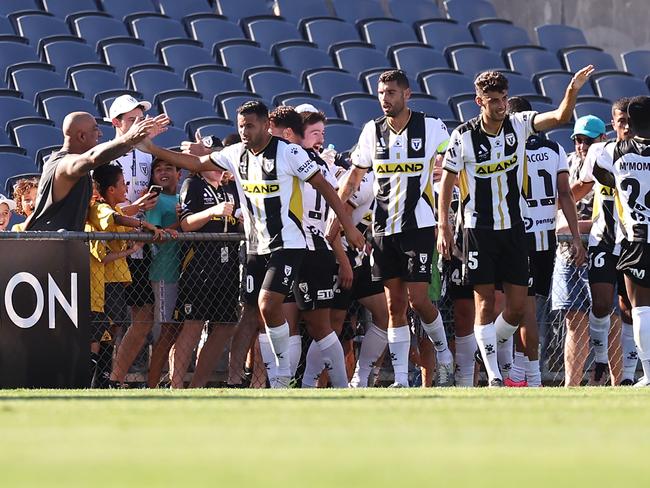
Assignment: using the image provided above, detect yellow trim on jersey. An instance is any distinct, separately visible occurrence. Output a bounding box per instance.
[390,177,401,235]
[181,247,195,272]
[423,162,435,209]
[592,190,602,221]
[496,175,505,229]
[289,176,303,222]
[614,191,626,227]
[522,153,529,196]
[479,118,503,137]
[387,110,412,135]
[375,162,424,174]
[475,155,518,175]
[458,170,469,200]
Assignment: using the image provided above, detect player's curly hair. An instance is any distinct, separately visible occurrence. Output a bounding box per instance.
[301,110,326,127]
[269,106,305,138]
[12,177,39,216]
[474,71,509,95]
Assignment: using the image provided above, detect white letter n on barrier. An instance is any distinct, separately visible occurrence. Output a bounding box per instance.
[48,273,78,329]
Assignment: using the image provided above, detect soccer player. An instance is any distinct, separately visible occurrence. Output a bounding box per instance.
[334,69,454,387]
[137,101,364,388]
[437,67,592,386]
[593,95,650,387]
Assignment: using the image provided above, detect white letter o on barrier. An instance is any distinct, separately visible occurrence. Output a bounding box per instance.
[4,272,44,329]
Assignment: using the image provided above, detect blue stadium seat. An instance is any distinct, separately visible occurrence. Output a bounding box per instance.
[332,42,391,80]
[157,0,213,19]
[324,121,360,151]
[9,63,67,103]
[621,50,650,80]
[419,69,474,102]
[561,47,618,73]
[0,17,15,35]
[188,120,235,140]
[408,94,455,120]
[274,0,331,24]
[534,70,596,104]
[305,68,363,102]
[450,94,479,121]
[333,93,383,127]
[41,0,100,18]
[158,40,215,78]
[448,45,506,77]
[499,71,536,96]
[159,94,217,130]
[216,91,265,120]
[546,128,574,154]
[332,0,389,24]
[40,93,99,126]
[188,66,247,104]
[0,38,40,80]
[359,18,419,55]
[444,0,497,25]
[243,17,303,52]
[505,46,564,78]
[417,19,474,50]
[388,0,442,26]
[68,65,126,101]
[184,14,245,52]
[363,69,420,95]
[592,73,650,102]
[246,68,304,101]
[390,43,447,78]
[216,40,277,76]
[214,0,272,21]
[301,18,361,51]
[0,1,39,16]
[0,96,40,132]
[101,39,159,79]
[0,155,39,196]
[70,13,130,51]
[10,119,62,159]
[276,94,337,118]
[574,99,614,124]
[529,100,555,114]
[41,38,100,76]
[98,0,156,21]
[471,19,531,52]
[150,126,188,148]
[535,24,588,54]
[11,12,72,43]
[273,41,335,79]
[129,66,186,104]
[128,13,188,51]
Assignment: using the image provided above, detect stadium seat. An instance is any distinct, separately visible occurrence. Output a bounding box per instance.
[128,66,186,105]
[187,66,247,104]
[68,65,126,102]
[157,0,213,19]
[546,128,574,153]
[417,19,474,50]
[359,18,419,56]
[273,41,335,80]
[0,96,40,132]
[498,71,536,96]
[41,0,100,18]
[69,13,131,51]
[216,91,265,120]
[11,12,72,43]
[574,99,614,124]
[534,70,596,104]
[388,0,442,26]
[450,94,479,121]
[274,0,332,25]
[561,47,618,73]
[535,24,588,54]
[158,40,215,78]
[10,119,62,159]
[332,0,390,24]
[325,122,361,151]
[128,13,188,51]
[301,18,361,51]
[471,19,532,52]
[101,39,159,79]
[0,17,15,36]
[159,94,217,131]
[214,0,272,21]
[419,69,474,103]
[40,93,99,126]
[592,73,650,102]
[0,38,40,79]
[363,69,420,95]
[390,43,447,79]
[243,17,303,52]
[505,46,565,78]
[333,93,383,127]
[408,94,455,119]
[0,1,39,16]
[149,125,188,148]
[41,38,100,76]
[98,0,157,21]
[184,14,245,53]
[0,154,39,196]
[304,68,363,103]
[246,68,304,101]
[189,120,236,140]
[275,94,337,119]
[448,45,507,77]
[621,50,650,79]
[216,40,277,76]
[444,0,497,25]
[9,63,67,103]
[332,42,391,80]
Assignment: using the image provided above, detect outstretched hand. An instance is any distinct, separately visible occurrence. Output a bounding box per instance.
[571,65,595,91]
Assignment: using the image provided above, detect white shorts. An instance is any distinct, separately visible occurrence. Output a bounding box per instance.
[152,281,179,324]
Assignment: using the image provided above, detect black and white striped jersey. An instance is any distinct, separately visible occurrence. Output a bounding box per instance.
[338,168,375,267]
[209,136,319,254]
[443,111,538,230]
[579,140,622,254]
[523,135,569,251]
[594,136,650,244]
[352,111,449,237]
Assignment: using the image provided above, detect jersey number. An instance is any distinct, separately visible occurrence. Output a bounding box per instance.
[590,251,606,269]
[467,251,479,270]
[524,169,554,204]
[621,178,650,222]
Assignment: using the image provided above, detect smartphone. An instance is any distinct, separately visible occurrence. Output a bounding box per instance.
[149,185,163,196]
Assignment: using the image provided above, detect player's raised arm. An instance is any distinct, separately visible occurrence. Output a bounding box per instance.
[137,137,225,174]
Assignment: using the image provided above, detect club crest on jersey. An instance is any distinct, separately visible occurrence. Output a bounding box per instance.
[284,265,292,276]
[299,282,308,294]
[505,133,516,147]
[263,157,275,173]
[140,163,149,176]
[184,304,192,314]
[419,253,428,264]
[411,138,422,151]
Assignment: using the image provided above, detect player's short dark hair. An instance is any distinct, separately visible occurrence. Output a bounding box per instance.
[612,97,631,116]
[301,110,327,127]
[627,96,650,133]
[93,163,123,197]
[507,96,532,113]
[269,106,305,138]
[474,71,509,95]
[237,100,269,119]
[378,69,410,89]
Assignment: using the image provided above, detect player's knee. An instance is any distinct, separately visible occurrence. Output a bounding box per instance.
[408,294,433,316]
[386,295,407,318]
[591,300,612,318]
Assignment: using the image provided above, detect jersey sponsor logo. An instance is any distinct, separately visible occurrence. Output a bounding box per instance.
[629,268,646,280]
[375,162,424,174]
[411,138,422,151]
[475,155,518,175]
[317,288,334,300]
[600,186,615,196]
[528,152,549,162]
[620,161,650,171]
[297,160,314,174]
[241,181,280,194]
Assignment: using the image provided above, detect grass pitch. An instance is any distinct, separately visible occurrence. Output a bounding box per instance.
[1,388,649,487]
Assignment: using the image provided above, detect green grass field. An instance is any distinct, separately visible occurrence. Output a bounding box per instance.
[1,388,649,487]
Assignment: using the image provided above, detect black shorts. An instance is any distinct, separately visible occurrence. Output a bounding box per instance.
[332,253,385,310]
[293,250,338,311]
[445,255,473,301]
[463,224,529,287]
[175,243,241,323]
[89,311,112,343]
[588,246,619,285]
[125,255,154,307]
[371,227,435,283]
[244,249,305,305]
[617,240,650,289]
[529,246,556,297]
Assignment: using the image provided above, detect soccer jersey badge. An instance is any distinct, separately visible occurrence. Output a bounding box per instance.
[284,265,292,276]
[411,138,422,151]
[263,157,275,173]
[140,162,149,176]
[505,133,516,147]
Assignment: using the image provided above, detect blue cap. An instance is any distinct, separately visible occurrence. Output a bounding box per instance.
[571,115,606,139]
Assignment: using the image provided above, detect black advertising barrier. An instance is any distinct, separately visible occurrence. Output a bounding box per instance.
[0,238,90,388]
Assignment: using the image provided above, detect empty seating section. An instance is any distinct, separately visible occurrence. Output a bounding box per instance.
[244,18,302,52]
[185,15,245,52]
[128,14,188,50]
[360,19,419,55]
[535,24,588,54]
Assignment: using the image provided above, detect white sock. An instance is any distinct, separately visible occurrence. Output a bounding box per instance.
[632,307,650,379]
[266,322,291,378]
[258,333,277,382]
[289,335,302,377]
[387,325,411,386]
[317,331,348,388]
[350,324,387,387]
[495,312,519,343]
[621,321,639,381]
[301,340,322,388]
[497,335,514,379]
[589,311,611,363]
[525,359,541,387]
[421,312,453,365]
[474,323,501,382]
[510,351,526,382]
[454,333,477,387]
